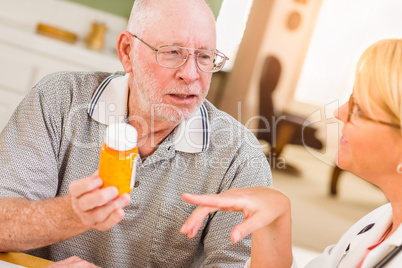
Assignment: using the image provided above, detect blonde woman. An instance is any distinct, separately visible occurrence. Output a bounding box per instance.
[180,38,402,267]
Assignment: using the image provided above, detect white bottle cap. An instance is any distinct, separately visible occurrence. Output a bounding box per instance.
[105,123,137,151]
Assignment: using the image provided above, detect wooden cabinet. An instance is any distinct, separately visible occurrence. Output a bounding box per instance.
[0,22,123,130]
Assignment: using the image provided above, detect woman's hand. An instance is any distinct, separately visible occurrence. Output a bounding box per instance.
[180,186,290,243]
[180,186,293,267]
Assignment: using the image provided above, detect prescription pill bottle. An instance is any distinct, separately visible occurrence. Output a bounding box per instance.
[99,123,138,195]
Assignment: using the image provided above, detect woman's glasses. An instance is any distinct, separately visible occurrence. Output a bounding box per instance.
[347,95,400,128]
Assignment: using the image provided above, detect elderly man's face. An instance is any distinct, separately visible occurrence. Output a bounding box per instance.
[129,1,216,123]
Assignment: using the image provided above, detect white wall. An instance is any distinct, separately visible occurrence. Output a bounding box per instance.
[294,0,402,107]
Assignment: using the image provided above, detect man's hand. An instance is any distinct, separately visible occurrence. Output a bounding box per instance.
[69,171,131,231]
[47,256,100,267]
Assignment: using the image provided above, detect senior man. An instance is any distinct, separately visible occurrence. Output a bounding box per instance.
[0,0,271,267]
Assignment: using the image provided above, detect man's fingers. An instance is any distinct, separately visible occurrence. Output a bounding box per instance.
[75,186,119,212]
[69,172,103,198]
[89,193,130,223]
[77,193,130,228]
[93,208,125,231]
[47,256,83,267]
[48,256,100,268]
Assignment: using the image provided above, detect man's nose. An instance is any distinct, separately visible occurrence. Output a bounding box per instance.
[176,55,200,83]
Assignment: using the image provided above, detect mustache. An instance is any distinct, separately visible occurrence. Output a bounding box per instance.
[164,84,203,95]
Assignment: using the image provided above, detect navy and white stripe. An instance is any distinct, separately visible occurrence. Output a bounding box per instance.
[88,75,121,117]
[200,104,209,152]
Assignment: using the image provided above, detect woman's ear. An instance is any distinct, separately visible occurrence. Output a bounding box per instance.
[117,31,134,73]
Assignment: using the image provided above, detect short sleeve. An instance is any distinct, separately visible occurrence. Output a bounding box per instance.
[0,74,64,200]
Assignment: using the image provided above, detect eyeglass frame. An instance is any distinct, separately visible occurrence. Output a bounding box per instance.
[347,94,400,129]
[130,34,229,73]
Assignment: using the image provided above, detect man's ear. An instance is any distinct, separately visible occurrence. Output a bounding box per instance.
[117,31,134,73]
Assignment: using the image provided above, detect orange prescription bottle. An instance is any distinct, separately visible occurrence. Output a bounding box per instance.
[98,123,138,195]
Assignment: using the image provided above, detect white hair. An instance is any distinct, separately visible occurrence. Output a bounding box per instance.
[126,0,214,36]
[126,0,216,59]
[126,0,153,36]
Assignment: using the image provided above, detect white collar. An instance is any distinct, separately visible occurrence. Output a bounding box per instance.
[88,73,209,153]
[338,203,397,268]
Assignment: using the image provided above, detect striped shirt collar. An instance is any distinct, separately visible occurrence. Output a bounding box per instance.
[88,73,209,153]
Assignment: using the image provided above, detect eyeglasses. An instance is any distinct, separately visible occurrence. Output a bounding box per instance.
[131,34,229,73]
[347,94,400,128]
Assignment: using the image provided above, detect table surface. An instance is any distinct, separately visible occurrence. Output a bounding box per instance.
[0,252,53,268]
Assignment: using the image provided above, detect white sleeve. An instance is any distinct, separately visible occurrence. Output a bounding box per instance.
[291,257,298,268]
[304,245,335,268]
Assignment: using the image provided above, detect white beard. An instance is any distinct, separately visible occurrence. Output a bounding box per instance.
[130,61,205,123]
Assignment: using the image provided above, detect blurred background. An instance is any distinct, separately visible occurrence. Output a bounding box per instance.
[1,0,401,265]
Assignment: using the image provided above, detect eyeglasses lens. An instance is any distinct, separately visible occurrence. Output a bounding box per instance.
[157,46,186,68]
[348,95,353,122]
[156,46,225,73]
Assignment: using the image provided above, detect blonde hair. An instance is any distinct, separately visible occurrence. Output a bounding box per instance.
[353,39,402,128]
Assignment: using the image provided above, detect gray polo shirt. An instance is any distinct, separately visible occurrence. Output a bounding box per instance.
[0,71,272,267]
